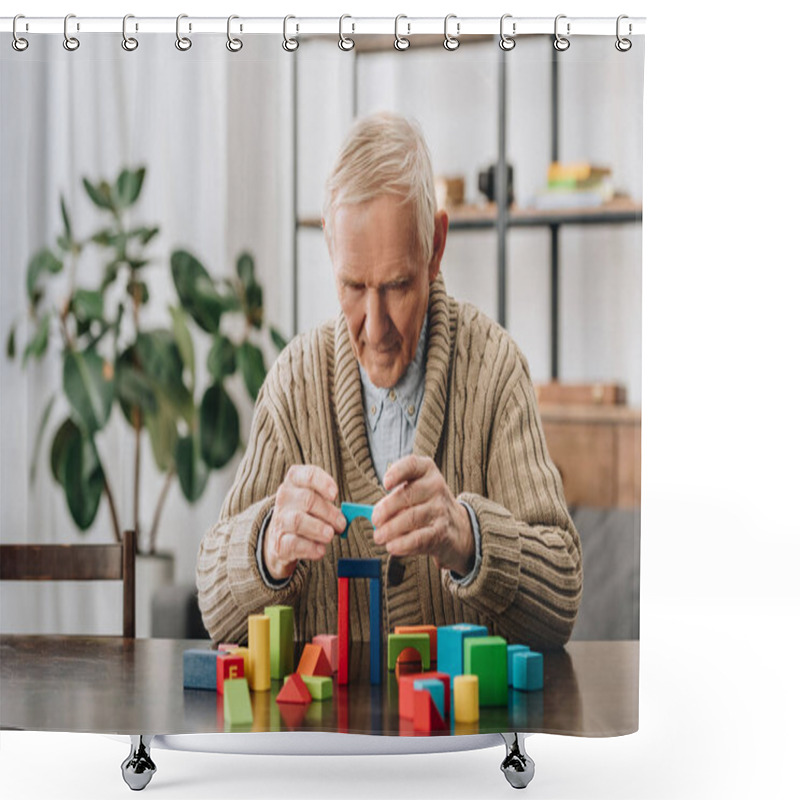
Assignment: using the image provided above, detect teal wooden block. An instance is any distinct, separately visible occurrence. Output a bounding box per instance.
[414,678,445,719]
[512,651,544,692]
[223,678,253,727]
[341,502,374,538]
[437,624,488,679]
[263,605,294,678]
[183,648,219,690]
[506,644,531,685]
[464,636,508,706]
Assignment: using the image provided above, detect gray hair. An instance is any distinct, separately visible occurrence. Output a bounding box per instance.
[322,111,436,267]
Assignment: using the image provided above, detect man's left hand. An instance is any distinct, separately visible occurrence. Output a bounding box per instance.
[371,455,475,576]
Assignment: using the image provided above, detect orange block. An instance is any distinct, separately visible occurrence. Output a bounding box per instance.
[413,689,447,732]
[397,671,451,720]
[216,653,245,694]
[276,673,312,705]
[394,625,438,663]
[296,643,332,677]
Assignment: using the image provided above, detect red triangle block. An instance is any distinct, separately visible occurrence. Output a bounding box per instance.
[297,643,332,677]
[276,673,312,704]
[413,689,447,732]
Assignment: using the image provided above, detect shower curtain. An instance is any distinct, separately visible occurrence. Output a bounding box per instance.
[0,18,643,739]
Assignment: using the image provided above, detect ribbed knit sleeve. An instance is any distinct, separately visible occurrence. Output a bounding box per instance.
[445,360,583,649]
[195,383,308,646]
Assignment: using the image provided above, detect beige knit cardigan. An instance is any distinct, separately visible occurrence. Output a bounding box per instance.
[196,275,582,650]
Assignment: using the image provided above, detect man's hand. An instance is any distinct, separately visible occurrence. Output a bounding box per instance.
[264,465,347,581]
[371,455,475,575]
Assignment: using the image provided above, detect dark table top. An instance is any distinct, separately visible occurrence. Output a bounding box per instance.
[0,635,638,737]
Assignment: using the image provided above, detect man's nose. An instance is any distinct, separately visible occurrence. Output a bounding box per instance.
[364,289,389,343]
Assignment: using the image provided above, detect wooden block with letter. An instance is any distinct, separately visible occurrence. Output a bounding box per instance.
[216,652,246,694]
[464,636,508,706]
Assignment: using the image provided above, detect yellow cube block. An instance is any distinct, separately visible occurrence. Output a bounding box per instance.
[453,674,479,723]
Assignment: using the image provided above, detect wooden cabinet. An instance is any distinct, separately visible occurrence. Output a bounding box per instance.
[539,404,641,509]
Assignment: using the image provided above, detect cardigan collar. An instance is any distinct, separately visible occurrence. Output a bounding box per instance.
[333,273,452,491]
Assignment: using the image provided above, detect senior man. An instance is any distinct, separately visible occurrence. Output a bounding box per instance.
[197,112,582,650]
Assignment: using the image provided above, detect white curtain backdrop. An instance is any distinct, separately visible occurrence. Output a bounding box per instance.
[1,32,642,636]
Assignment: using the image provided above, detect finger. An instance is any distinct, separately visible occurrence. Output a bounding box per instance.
[273,530,327,563]
[289,485,347,534]
[276,506,336,546]
[382,455,432,492]
[384,526,437,558]
[374,501,434,546]
[286,464,338,502]
[373,470,437,528]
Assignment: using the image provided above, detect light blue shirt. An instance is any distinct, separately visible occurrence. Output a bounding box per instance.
[256,313,482,587]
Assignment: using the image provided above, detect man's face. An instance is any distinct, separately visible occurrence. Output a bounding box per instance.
[329,194,438,389]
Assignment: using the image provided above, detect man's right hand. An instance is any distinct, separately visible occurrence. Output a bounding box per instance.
[264,465,347,581]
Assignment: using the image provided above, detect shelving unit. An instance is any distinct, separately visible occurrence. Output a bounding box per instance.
[290,38,643,381]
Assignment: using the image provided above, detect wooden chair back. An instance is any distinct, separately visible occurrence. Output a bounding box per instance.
[0,529,136,637]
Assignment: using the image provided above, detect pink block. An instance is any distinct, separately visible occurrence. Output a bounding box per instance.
[313,634,339,674]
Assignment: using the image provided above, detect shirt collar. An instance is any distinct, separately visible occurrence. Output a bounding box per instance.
[360,314,428,431]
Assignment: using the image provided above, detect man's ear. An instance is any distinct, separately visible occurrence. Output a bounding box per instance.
[428,209,449,283]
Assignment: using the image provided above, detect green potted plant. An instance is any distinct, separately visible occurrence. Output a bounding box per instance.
[5,166,287,634]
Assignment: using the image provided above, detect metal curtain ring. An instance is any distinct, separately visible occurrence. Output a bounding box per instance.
[283,15,299,51]
[553,14,570,51]
[122,15,138,51]
[443,14,459,51]
[339,14,355,51]
[394,15,410,51]
[175,14,192,51]
[12,14,29,52]
[63,13,80,51]
[227,15,243,52]
[615,15,632,52]
[499,14,515,51]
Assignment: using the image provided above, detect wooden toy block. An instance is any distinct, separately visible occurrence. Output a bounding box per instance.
[369,576,381,685]
[387,633,431,671]
[337,557,381,579]
[223,678,253,727]
[397,671,451,720]
[312,634,338,673]
[297,644,332,677]
[464,636,508,706]
[337,577,349,685]
[413,678,445,719]
[183,649,219,690]
[340,502,375,538]
[412,688,446,732]
[216,652,246,694]
[263,605,294,678]
[248,614,271,691]
[276,672,312,704]
[506,644,530,685]
[437,624,488,679]
[285,673,333,701]
[512,651,544,692]
[233,647,251,686]
[395,625,438,663]
[453,674,480,723]
[218,643,239,652]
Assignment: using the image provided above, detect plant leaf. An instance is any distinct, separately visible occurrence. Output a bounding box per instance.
[131,226,159,245]
[29,394,56,485]
[115,167,146,209]
[50,417,81,488]
[82,177,114,211]
[62,431,105,531]
[60,194,72,240]
[199,384,239,469]
[6,323,16,359]
[236,341,267,401]
[169,306,195,392]
[175,433,209,503]
[135,330,193,424]
[270,326,290,353]
[236,252,256,288]
[207,335,237,382]
[26,248,63,303]
[145,398,178,473]
[63,349,115,434]
[72,289,104,323]
[170,250,226,334]
[23,313,51,365]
